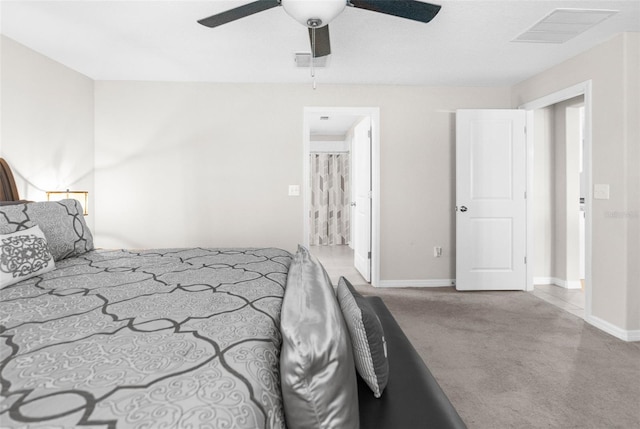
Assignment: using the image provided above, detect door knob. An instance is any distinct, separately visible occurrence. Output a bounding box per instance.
[350,202,356,207]
[460,206,468,212]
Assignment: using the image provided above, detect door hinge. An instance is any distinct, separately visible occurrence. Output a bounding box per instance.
[368,251,371,260]
[524,191,527,199]
[524,256,527,264]
[368,129,372,139]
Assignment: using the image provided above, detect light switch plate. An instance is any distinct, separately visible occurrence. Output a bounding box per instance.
[288,185,300,196]
[593,184,610,200]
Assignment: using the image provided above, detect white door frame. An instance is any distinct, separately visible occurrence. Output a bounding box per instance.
[520,80,593,321]
[302,106,381,287]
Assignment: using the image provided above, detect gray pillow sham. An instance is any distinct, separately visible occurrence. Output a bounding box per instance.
[280,245,359,429]
[0,199,94,261]
[337,276,389,398]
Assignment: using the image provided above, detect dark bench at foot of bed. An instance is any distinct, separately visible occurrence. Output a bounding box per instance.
[357,296,467,429]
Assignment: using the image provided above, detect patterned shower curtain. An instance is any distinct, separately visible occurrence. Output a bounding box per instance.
[310,153,350,245]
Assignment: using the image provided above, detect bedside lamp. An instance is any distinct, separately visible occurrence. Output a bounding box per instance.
[47,189,89,216]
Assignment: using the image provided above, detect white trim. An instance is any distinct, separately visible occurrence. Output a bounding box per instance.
[525,110,535,292]
[378,279,455,288]
[563,280,582,290]
[534,277,582,289]
[587,315,640,342]
[520,80,593,322]
[519,81,590,111]
[302,107,381,287]
[533,276,554,285]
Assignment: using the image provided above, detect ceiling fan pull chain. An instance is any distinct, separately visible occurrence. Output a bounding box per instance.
[311,27,317,90]
[310,27,316,78]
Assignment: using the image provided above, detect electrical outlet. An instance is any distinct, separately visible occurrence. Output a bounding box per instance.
[593,184,610,200]
[434,247,443,258]
[288,185,300,196]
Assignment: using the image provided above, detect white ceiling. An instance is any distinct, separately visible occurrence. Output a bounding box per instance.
[1,0,639,87]
[309,113,363,136]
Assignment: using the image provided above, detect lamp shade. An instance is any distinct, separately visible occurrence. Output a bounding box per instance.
[282,0,345,27]
[47,190,89,215]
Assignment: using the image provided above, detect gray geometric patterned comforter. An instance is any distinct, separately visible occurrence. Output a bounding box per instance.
[0,247,292,429]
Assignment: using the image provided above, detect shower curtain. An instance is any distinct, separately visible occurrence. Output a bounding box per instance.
[310,153,350,245]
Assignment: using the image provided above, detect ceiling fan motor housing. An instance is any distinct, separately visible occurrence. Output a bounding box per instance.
[282,0,346,28]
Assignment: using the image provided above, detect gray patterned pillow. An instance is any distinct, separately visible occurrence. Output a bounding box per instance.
[280,246,359,429]
[337,276,389,398]
[0,199,93,261]
[0,225,55,288]
[0,220,35,234]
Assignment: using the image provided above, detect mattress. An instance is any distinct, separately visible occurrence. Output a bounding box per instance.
[0,247,292,428]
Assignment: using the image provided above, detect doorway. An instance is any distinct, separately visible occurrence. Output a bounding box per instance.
[522,81,592,321]
[529,96,586,318]
[302,107,380,287]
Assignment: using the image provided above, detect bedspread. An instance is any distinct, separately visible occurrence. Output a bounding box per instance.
[0,247,292,429]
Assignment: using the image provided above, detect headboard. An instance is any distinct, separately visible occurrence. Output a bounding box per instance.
[0,158,22,202]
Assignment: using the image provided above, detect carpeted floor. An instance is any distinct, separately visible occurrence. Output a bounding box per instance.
[354,285,640,429]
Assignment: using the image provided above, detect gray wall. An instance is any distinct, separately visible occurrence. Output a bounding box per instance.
[513,32,640,332]
[533,107,555,280]
[0,36,95,232]
[554,97,583,288]
[93,81,511,283]
[1,35,511,285]
[2,32,638,335]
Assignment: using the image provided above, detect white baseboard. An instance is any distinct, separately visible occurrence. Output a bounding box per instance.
[533,276,554,285]
[376,279,638,342]
[534,277,582,289]
[587,315,640,342]
[377,279,455,288]
[563,280,583,289]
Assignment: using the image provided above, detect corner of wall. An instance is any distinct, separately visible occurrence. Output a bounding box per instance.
[510,32,639,336]
[0,36,96,234]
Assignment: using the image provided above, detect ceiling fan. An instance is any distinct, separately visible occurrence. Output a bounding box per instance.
[198,0,441,58]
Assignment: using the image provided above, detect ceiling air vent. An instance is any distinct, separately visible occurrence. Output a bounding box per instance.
[294,52,330,68]
[513,8,618,44]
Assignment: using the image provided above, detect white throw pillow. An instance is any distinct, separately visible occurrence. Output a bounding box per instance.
[0,225,55,288]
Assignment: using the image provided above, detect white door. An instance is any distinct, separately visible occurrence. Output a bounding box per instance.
[456,109,527,290]
[353,117,371,282]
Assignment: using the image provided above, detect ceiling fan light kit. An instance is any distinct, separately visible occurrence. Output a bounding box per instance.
[282,0,346,28]
[198,0,441,56]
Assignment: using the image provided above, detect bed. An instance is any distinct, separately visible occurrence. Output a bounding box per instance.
[0,158,466,429]
[1,246,292,428]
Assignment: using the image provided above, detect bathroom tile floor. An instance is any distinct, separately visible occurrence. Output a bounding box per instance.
[531,283,585,319]
[309,245,368,286]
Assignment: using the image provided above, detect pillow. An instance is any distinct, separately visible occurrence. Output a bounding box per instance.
[0,199,93,261]
[337,276,389,398]
[0,225,55,288]
[280,245,359,429]
[0,220,35,234]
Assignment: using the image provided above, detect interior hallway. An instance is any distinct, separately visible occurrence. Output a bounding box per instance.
[310,245,368,286]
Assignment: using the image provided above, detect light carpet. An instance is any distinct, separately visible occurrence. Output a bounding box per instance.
[354,285,640,429]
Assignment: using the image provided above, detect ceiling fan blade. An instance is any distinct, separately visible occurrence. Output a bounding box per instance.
[198,0,280,28]
[308,25,331,58]
[349,0,441,23]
